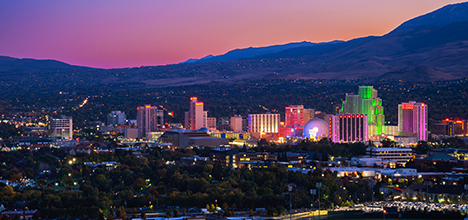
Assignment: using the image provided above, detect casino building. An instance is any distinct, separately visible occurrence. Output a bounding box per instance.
[329,114,369,143]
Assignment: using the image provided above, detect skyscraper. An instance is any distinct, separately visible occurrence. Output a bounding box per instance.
[137,105,164,138]
[185,97,208,130]
[398,101,428,141]
[285,105,305,127]
[340,86,385,136]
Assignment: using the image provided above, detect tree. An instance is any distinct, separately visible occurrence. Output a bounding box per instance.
[119,206,127,220]
[166,209,171,218]
[32,211,40,219]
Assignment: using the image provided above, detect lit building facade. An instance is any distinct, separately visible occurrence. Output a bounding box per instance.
[207,117,217,132]
[366,147,413,164]
[230,115,243,132]
[248,113,280,134]
[329,114,368,143]
[50,116,73,140]
[436,119,468,136]
[184,97,208,131]
[137,105,164,138]
[340,86,385,136]
[303,108,315,125]
[398,101,428,141]
[285,105,305,126]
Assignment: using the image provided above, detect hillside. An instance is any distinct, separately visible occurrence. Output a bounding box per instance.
[395,1,468,31]
[0,56,93,74]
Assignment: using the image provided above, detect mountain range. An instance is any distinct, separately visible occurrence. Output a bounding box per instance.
[2,1,468,87]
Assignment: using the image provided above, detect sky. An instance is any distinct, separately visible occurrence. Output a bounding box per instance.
[0,0,466,69]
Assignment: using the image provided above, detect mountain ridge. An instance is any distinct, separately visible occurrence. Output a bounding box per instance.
[2,2,468,87]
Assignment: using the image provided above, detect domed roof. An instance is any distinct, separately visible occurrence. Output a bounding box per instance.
[197,127,210,133]
[303,118,328,139]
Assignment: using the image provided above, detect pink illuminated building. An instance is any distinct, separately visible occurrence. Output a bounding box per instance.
[329,114,368,143]
[398,101,428,141]
[285,105,305,127]
[185,97,208,130]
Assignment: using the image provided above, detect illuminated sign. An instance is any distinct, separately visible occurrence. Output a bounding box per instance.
[309,127,319,140]
[145,105,151,109]
[195,102,203,106]
[402,104,413,110]
[190,97,197,101]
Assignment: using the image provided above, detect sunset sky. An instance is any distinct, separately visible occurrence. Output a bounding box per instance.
[0,0,465,68]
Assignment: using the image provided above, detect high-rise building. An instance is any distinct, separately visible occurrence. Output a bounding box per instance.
[137,105,164,138]
[329,114,368,143]
[184,97,207,130]
[285,105,305,127]
[207,117,217,132]
[436,119,468,136]
[248,113,280,134]
[107,111,127,126]
[230,115,243,132]
[340,86,385,136]
[398,101,428,141]
[50,116,73,140]
[303,108,315,125]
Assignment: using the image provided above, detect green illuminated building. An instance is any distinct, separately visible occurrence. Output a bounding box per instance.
[340,86,385,136]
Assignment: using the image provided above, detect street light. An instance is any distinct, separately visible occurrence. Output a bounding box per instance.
[310,189,316,220]
[289,185,293,220]
[465,184,468,218]
[316,182,322,219]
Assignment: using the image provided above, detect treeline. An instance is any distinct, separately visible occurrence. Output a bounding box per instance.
[0,145,373,219]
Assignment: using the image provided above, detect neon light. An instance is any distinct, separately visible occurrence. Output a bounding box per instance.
[195,102,203,106]
[402,104,413,110]
[145,105,151,108]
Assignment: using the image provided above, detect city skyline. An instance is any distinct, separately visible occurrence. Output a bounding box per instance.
[0,0,465,68]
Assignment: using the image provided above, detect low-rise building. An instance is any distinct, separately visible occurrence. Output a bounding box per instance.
[366,147,413,164]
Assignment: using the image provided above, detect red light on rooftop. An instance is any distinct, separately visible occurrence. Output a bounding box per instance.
[421,103,425,107]
[190,97,197,101]
[361,114,364,118]
[137,107,139,110]
[340,115,343,118]
[195,102,203,106]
